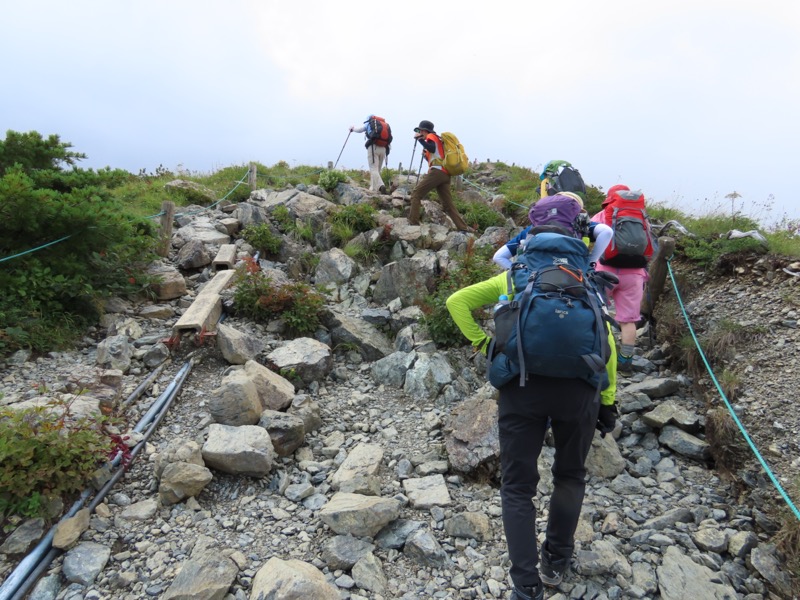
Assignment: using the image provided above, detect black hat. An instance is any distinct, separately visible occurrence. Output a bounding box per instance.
[414,120,435,133]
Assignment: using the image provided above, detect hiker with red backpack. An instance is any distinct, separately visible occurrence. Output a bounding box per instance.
[446,194,619,600]
[592,185,655,376]
[349,115,392,193]
[408,120,473,232]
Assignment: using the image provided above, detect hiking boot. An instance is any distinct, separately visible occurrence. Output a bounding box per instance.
[617,354,634,376]
[539,544,568,587]
[510,583,543,600]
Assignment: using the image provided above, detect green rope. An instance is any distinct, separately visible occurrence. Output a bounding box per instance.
[255,167,325,181]
[461,177,529,210]
[146,168,251,220]
[0,234,74,263]
[667,257,800,522]
[2,169,252,263]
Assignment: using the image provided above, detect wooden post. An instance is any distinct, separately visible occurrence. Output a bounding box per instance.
[158,201,175,258]
[327,161,333,170]
[641,236,676,316]
[454,175,463,191]
[248,162,257,190]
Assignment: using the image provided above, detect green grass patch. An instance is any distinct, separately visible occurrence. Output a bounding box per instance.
[454,198,506,230]
[329,203,377,245]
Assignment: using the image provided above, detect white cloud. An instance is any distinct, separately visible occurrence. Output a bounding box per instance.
[2,0,798,221]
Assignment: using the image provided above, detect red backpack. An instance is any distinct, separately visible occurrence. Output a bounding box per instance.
[365,116,392,147]
[600,188,654,268]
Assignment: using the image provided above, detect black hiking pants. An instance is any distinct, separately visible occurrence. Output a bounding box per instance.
[498,375,599,589]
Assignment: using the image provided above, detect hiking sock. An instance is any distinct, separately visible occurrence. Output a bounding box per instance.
[621,344,635,358]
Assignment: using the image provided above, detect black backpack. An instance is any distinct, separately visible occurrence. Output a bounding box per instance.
[544,161,586,196]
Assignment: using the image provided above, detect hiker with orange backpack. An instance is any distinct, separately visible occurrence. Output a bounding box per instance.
[350,115,392,193]
[592,185,655,376]
[408,120,473,232]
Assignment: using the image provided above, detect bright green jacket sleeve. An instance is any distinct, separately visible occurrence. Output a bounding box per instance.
[445,271,617,405]
[445,272,508,354]
[602,327,617,406]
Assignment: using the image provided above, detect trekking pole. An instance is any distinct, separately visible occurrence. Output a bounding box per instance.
[408,143,416,180]
[416,154,424,181]
[333,131,352,170]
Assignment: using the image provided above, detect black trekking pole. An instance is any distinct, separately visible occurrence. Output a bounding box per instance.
[408,142,416,180]
[333,131,352,170]
[416,154,424,181]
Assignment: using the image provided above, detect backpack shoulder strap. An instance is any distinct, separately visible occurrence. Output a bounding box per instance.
[514,278,539,387]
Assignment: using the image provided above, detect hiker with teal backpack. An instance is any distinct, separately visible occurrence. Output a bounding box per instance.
[491,191,619,410]
[350,115,392,193]
[592,185,655,376]
[408,120,473,232]
[446,194,619,600]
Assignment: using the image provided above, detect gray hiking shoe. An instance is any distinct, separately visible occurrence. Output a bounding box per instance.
[539,544,568,587]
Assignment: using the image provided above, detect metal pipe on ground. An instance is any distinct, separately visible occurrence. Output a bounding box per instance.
[0,357,196,600]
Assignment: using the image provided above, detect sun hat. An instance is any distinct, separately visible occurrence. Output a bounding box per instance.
[558,191,584,209]
[414,120,435,133]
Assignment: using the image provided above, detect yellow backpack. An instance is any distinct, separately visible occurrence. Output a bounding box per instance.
[433,132,469,176]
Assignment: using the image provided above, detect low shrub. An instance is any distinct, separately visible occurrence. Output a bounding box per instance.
[0,399,112,527]
[233,270,326,336]
[271,205,294,233]
[318,170,347,193]
[241,223,282,257]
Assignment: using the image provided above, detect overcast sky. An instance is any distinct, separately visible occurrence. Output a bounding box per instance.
[2,1,798,226]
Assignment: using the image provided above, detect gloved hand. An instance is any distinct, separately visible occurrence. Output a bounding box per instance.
[596,403,618,437]
[349,126,355,132]
[474,337,492,357]
[591,270,619,289]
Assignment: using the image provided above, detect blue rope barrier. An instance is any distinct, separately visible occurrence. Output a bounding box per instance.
[151,168,251,220]
[461,177,530,211]
[2,168,252,263]
[667,257,800,522]
[0,235,74,264]
[256,167,325,180]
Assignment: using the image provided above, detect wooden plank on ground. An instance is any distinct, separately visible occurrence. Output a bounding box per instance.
[172,270,237,334]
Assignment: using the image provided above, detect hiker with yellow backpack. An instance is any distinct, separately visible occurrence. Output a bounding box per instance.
[408,120,473,232]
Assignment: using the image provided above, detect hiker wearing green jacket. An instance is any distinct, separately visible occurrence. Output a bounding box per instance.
[446,272,618,408]
[447,273,618,599]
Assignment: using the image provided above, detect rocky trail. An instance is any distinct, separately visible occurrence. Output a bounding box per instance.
[1,168,799,600]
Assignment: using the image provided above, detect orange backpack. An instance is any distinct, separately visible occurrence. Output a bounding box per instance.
[364,116,392,147]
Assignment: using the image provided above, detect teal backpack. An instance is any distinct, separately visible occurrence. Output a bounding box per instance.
[488,232,612,390]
